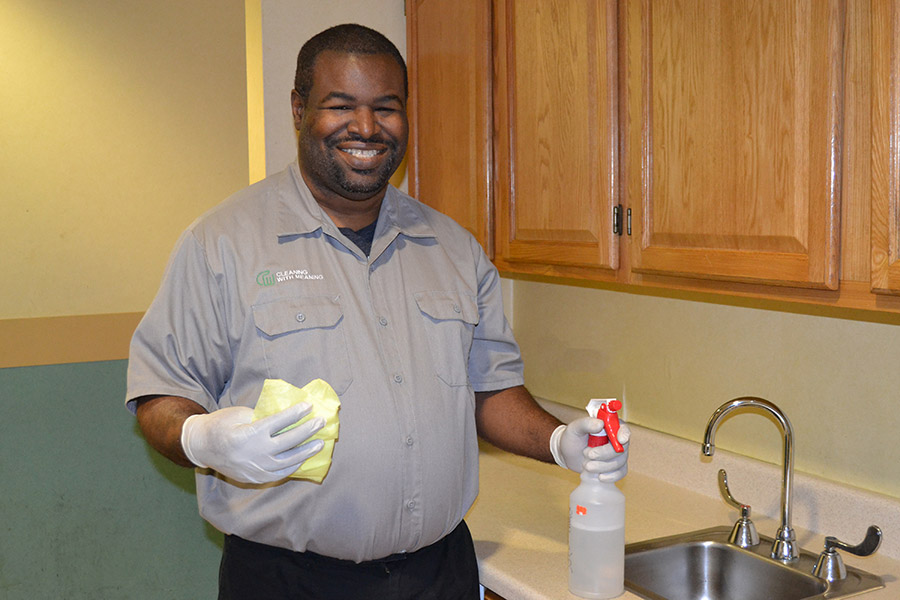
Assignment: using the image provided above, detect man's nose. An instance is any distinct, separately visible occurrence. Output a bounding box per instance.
[347,107,379,139]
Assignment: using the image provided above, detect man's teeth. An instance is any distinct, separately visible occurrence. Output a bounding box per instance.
[341,148,379,158]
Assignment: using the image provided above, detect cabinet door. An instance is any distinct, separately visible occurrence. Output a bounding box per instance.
[623,0,845,289]
[407,0,493,254]
[493,0,620,272]
[872,0,900,294]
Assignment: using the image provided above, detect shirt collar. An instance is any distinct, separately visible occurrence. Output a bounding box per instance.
[274,161,437,242]
[377,186,437,240]
[272,162,332,238]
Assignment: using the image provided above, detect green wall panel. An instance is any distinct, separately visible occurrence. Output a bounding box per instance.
[0,361,221,598]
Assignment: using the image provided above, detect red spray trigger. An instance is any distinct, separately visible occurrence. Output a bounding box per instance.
[588,400,623,453]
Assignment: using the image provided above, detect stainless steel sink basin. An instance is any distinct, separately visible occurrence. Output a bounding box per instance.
[625,527,884,600]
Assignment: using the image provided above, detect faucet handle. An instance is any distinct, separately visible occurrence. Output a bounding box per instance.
[825,526,883,557]
[813,526,882,582]
[718,469,760,548]
[718,469,745,511]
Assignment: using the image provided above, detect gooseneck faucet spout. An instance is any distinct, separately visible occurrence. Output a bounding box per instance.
[702,397,798,562]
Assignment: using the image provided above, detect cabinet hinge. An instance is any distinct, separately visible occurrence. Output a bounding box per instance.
[614,204,623,236]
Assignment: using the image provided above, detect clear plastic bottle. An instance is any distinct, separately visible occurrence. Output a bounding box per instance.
[568,399,625,599]
[568,471,625,598]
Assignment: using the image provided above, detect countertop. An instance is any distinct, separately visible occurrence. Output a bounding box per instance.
[466,403,900,600]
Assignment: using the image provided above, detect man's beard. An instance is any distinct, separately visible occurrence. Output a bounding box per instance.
[300,131,403,198]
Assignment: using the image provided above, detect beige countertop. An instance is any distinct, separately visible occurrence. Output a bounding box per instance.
[467,408,900,600]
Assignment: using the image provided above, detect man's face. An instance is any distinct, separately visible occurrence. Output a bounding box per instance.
[293,51,408,205]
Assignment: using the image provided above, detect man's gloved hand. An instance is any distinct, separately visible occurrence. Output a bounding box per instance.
[181,403,326,484]
[549,417,631,482]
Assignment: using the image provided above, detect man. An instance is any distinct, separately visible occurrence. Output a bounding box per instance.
[127,24,629,599]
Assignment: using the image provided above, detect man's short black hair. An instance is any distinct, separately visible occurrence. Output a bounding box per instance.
[294,23,408,102]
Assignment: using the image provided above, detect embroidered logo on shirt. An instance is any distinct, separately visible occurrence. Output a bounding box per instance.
[256,269,324,286]
[257,270,277,286]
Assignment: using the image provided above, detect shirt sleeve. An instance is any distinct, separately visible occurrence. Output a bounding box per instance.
[125,229,232,414]
[466,240,525,392]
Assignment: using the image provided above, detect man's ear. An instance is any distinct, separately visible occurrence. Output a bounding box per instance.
[290,89,305,130]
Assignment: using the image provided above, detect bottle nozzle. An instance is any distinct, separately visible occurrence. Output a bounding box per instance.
[586,399,623,453]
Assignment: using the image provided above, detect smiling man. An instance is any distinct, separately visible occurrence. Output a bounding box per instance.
[126,24,630,600]
[292,45,407,227]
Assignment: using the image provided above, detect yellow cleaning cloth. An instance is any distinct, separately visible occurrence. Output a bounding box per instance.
[252,378,341,483]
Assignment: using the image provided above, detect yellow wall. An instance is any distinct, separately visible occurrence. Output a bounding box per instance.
[511,279,900,500]
[1,0,249,365]
[245,0,266,184]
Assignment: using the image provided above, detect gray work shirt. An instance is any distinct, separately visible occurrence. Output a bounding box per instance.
[126,162,524,562]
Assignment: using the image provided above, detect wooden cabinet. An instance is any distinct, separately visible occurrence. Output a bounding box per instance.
[871,0,900,295]
[490,0,847,289]
[406,0,494,254]
[493,0,620,273]
[407,0,900,314]
[622,0,845,289]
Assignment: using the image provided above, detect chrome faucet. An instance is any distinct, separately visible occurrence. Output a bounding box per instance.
[702,397,799,562]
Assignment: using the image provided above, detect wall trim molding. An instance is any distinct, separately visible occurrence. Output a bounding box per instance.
[0,313,143,368]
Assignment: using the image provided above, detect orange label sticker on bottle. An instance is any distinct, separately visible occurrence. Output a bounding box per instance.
[576,505,587,516]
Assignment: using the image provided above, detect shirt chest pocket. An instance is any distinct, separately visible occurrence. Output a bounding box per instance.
[414,291,479,387]
[251,295,352,395]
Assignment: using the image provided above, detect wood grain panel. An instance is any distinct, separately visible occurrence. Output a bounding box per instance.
[407,0,493,253]
[626,0,845,288]
[871,0,900,294]
[494,0,619,270]
[839,0,871,283]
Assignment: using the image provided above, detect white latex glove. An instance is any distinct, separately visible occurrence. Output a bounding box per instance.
[181,403,326,484]
[549,416,631,482]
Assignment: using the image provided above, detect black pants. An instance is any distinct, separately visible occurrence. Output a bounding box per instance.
[218,521,480,600]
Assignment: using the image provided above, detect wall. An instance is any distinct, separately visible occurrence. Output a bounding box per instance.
[1,362,221,598]
[511,279,900,500]
[0,0,249,367]
[0,0,249,320]
[0,1,406,598]
[1,0,247,597]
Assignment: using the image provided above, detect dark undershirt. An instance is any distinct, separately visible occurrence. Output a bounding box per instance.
[338,220,378,257]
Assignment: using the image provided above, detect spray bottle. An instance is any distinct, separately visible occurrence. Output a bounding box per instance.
[568,399,626,599]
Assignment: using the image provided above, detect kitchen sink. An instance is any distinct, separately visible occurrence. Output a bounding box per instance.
[624,527,884,600]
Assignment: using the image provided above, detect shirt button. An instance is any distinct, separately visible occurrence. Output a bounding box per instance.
[393,374,403,384]
[452,304,461,313]
[295,313,306,323]
[406,436,414,446]
[406,500,416,511]
[379,316,388,326]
